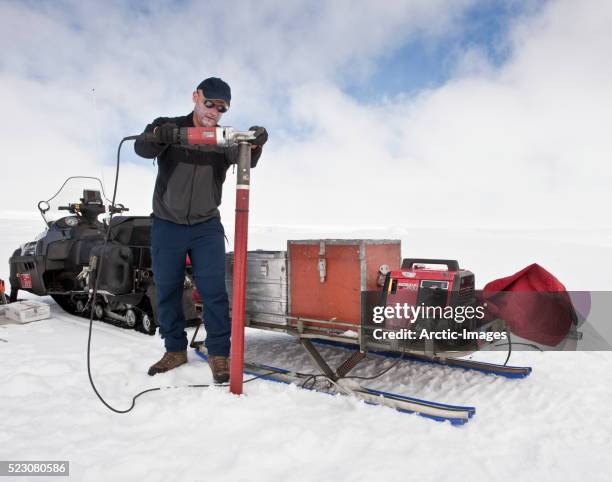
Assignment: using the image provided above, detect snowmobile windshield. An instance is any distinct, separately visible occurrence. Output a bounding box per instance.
[37,176,117,226]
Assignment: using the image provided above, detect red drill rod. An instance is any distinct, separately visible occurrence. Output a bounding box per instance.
[230,142,251,395]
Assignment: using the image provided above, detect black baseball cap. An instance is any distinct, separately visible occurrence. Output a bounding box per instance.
[197,77,231,105]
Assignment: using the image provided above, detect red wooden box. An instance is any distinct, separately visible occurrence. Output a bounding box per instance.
[288,239,401,328]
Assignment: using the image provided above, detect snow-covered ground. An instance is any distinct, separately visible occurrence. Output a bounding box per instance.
[1,219,612,481]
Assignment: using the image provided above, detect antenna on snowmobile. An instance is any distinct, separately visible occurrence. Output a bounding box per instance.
[91,87,107,196]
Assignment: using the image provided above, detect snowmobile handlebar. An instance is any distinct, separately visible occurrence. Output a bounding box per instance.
[55,202,128,215]
[108,204,129,214]
[140,127,256,148]
[57,204,84,216]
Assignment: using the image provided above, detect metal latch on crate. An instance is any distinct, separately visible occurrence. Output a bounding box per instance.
[377,264,390,287]
[318,241,326,283]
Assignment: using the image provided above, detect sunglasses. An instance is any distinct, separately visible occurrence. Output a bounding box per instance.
[203,99,229,113]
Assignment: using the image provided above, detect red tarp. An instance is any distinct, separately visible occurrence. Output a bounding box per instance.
[481,263,576,346]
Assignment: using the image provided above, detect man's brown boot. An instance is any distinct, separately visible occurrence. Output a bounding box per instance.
[208,355,230,384]
[147,351,187,376]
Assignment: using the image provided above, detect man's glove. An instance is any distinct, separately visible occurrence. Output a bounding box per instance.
[248,126,268,148]
[153,123,178,144]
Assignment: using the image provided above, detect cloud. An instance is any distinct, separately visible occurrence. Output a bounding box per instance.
[0,0,610,233]
[251,0,612,228]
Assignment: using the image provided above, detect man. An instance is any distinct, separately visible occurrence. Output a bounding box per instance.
[134,77,268,383]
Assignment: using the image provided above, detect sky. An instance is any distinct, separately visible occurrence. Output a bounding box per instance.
[0,0,610,231]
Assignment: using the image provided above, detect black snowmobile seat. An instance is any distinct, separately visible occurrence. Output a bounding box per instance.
[109,217,152,247]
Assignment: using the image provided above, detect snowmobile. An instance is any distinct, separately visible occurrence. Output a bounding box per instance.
[7,177,197,334]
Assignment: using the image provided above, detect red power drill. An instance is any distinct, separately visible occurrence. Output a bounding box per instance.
[143,126,256,147]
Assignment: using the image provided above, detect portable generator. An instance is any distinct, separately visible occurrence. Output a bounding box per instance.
[387,258,475,307]
[374,258,483,351]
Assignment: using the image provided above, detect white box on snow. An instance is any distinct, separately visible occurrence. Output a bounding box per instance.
[4,300,51,323]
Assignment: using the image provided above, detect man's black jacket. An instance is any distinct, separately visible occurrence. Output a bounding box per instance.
[134,112,261,225]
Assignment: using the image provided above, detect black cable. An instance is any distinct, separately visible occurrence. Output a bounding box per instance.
[343,346,407,381]
[494,341,543,352]
[242,371,280,384]
[300,375,314,389]
[295,346,408,392]
[300,374,326,390]
[86,137,134,413]
[503,329,512,366]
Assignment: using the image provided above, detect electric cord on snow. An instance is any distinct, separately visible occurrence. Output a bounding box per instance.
[503,329,512,366]
[344,347,407,381]
[87,136,141,413]
[300,374,328,390]
[86,136,263,414]
[299,346,408,391]
[495,341,543,352]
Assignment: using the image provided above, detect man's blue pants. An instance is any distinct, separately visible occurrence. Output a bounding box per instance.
[151,216,230,356]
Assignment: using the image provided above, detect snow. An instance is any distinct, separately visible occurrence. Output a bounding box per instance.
[1,219,612,481]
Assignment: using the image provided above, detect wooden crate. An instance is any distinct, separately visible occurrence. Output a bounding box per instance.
[288,239,401,329]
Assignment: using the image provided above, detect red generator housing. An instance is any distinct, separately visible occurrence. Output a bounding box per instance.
[387,258,475,309]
